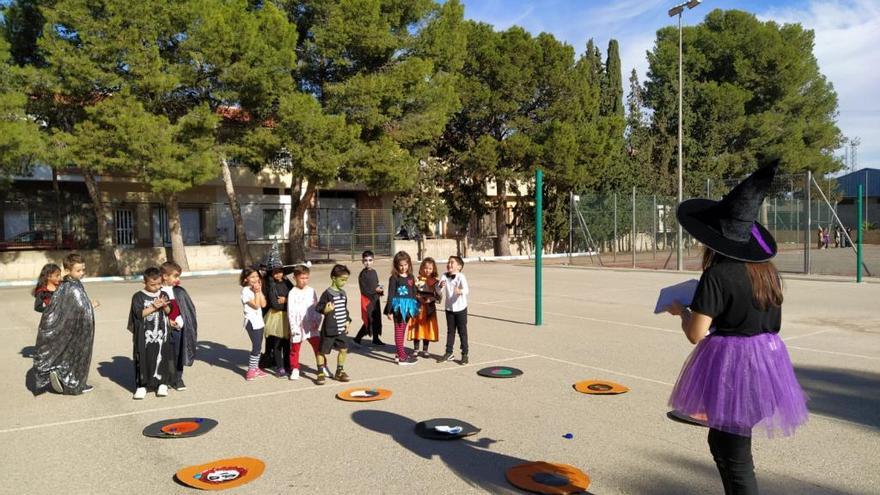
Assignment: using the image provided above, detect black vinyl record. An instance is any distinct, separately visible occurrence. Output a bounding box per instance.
[476,366,523,378]
[143,417,218,438]
[414,418,481,440]
[666,410,709,427]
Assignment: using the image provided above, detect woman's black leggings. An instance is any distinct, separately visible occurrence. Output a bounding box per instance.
[708,428,758,495]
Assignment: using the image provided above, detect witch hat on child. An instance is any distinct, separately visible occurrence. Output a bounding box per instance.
[677,159,779,262]
[265,242,283,271]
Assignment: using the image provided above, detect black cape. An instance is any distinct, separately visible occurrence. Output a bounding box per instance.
[172,285,198,367]
[32,277,95,395]
[128,290,176,388]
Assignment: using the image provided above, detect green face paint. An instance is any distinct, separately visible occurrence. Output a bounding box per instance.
[331,275,349,290]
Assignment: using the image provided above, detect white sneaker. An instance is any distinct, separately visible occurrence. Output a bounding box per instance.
[156,384,169,397]
[133,387,147,400]
[322,367,333,377]
[398,360,416,366]
[289,368,300,380]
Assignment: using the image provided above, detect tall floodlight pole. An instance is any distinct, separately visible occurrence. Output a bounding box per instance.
[669,0,702,271]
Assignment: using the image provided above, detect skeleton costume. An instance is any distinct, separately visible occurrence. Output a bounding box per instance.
[128,289,177,390]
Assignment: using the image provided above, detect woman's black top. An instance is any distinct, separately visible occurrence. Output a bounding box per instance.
[690,258,781,337]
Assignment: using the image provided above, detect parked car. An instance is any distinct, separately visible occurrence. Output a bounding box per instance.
[0,231,78,251]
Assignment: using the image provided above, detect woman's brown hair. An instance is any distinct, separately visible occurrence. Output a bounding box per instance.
[702,247,783,309]
[419,257,439,279]
[391,251,413,277]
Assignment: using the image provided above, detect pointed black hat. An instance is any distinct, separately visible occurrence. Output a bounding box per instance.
[676,160,779,262]
[265,241,283,270]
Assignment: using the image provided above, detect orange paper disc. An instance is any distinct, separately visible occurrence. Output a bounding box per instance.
[573,380,629,395]
[506,461,591,495]
[175,457,264,491]
[336,387,392,402]
[161,422,200,436]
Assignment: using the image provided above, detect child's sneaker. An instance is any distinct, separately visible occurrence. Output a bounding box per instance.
[322,366,333,378]
[460,354,469,365]
[173,379,187,391]
[157,384,169,397]
[255,368,269,378]
[49,370,63,394]
[438,352,454,363]
[420,350,430,358]
[335,369,350,382]
[288,368,300,380]
[316,373,327,385]
[133,387,147,400]
[398,359,416,367]
[275,367,288,378]
[245,369,259,381]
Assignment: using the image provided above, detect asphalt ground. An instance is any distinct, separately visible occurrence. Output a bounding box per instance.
[2,260,878,494]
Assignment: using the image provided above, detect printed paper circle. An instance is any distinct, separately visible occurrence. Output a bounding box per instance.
[666,410,709,427]
[414,418,481,440]
[336,387,392,402]
[476,366,523,378]
[573,380,629,395]
[506,461,590,494]
[175,457,264,491]
[143,418,218,438]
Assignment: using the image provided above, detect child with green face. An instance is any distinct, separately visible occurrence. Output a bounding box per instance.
[314,264,353,385]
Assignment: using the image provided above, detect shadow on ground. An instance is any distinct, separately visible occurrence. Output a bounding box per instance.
[794,365,880,429]
[97,355,135,392]
[352,410,534,494]
[195,341,248,378]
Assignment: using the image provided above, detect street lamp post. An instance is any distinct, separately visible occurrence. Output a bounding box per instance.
[668,0,702,271]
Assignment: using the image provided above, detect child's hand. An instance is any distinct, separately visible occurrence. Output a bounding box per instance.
[344,321,350,334]
[277,296,286,305]
[152,298,168,309]
[169,320,179,329]
[323,302,335,314]
[454,287,463,296]
[91,299,101,309]
[386,314,393,321]
[439,280,446,288]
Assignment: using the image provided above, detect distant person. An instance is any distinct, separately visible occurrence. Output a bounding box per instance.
[33,263,62,313]
[384,251,419,365]
[665,161,807,495]
[354,250,385,346]
[834,227,841,248]
[240,267,268,381]
[314,264,353,384]
[287,264,322,381]
[408,257,442,357]
[816,227,823,249]
[439,256,470,365]
[32,253,98,395]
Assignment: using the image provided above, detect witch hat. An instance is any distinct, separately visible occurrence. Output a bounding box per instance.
[265,242,283,271]
[676,160,779,262]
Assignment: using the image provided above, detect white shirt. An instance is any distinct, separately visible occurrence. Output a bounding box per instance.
[241,286,265,330]
[287,286,322,342]
[440,272,469,312]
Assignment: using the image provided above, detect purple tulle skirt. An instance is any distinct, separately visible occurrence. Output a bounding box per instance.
[669,332,808,437]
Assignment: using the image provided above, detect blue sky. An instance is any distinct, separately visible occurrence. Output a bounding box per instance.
[461,0,880,173]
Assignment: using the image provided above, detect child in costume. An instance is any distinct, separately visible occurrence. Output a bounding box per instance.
[408,257,441,357]
[128,267,177,399]
[33,263,62,313]
[665,161,808,495]
[384,251,419,365]
[160,262,198,391]
[287,264,322,381]
[439,256,469,364]
[264,259,292,378]
[354,250,385,346]
[241,267,269,381]
[314,264,353,385]
[33,253,97,395]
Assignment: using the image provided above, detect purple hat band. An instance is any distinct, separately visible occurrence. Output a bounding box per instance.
[750,224,773,255]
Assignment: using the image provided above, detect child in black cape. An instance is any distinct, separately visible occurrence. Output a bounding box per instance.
[160,262,198,391]
[128,267,177,399]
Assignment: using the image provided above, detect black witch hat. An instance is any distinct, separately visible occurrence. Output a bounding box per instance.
[676,160,779,262]
[265,242,283,271]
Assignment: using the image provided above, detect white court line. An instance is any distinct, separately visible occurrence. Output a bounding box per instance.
[783,329,836,342]
[786,345,880,361]
[0,354,536,435]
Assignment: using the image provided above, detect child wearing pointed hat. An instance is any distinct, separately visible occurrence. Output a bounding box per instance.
[262,243,292,377]
[664,160,808,494]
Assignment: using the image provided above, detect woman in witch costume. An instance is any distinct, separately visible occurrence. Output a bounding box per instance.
[664,161,808,495]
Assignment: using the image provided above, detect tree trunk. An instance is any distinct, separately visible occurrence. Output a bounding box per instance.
[287,178,316,264]
[220,156,252,268]
[81,170,120,275]
[166,193,190,272]
[417,236,424,261]
[494,180,512,256]
[51,168,63,249]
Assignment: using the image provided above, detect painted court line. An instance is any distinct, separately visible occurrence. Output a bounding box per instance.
[0,354,537,435]
[786,345,880,361]
[490,303,681,335]
[783,329,836,342]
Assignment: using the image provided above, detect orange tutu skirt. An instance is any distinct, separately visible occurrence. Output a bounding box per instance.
[407,304,439,342]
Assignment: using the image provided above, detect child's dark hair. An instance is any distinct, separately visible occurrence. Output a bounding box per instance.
[239,267,258,286]
[293,265,311,277]
[34,263,61,295]
[331,264,350,278]
[392,251,413,277]
[160,261,182,275]
[63,253,84,270]
[143,267,162,281]
[449,255,464,268]
[362,250,374,259]
[419,257,439,279]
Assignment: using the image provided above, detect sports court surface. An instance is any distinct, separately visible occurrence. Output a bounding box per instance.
[2,260,878,494]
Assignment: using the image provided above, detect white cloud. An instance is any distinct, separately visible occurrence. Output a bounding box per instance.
[758,0,880,168]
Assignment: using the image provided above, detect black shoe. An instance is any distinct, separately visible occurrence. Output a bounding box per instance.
[439,352,454,363]
[316,373,326,385]
[460,355,469,365]
[372,339,386,346]
[81,385,94,393]
[353,337,363,346]
[174,379,187,391]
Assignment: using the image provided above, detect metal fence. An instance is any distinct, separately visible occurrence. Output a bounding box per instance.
[569,173,878,278]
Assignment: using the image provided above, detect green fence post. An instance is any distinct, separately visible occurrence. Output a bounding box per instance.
[536,169,543,326]
[857,184,863,283]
